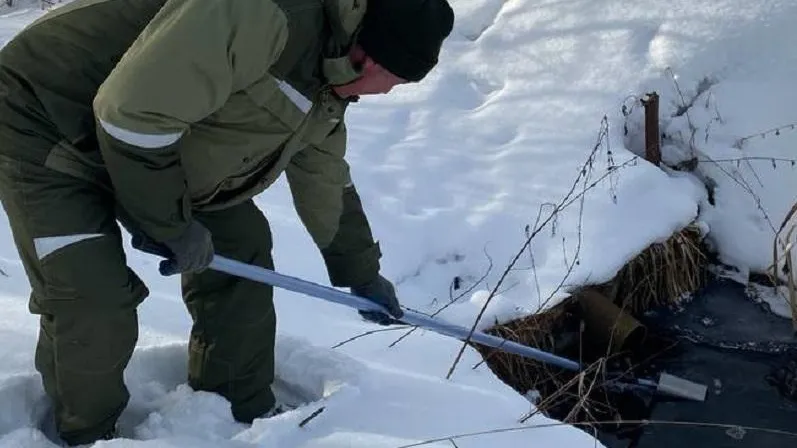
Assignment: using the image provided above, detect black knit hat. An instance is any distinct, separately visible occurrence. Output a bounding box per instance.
[357,0,455,82]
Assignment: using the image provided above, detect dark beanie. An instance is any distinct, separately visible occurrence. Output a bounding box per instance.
[357,0,455,82]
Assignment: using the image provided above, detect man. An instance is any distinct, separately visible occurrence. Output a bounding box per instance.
[0,0,454,445]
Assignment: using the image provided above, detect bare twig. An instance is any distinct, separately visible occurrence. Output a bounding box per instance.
[665,69,775,203]
[395,419,797,448]
[526,210,546,306]
[330,325,413,349]
[298,407,325,428]
[517,358,607,424]
[387,247,494,349]
[699,155,779,236]
[666,68,697,160]
[697,157,797,165]
[534,153,591,312]
[734,122,797,149]
[446,118,637,380]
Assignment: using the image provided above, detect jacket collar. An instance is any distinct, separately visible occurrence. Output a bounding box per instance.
[321,0,367,86]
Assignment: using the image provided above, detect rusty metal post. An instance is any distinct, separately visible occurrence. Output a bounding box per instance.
[641,93,661,166]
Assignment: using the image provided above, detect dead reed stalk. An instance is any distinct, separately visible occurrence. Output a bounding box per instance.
[769,201,797,331]
[609,224,706,314]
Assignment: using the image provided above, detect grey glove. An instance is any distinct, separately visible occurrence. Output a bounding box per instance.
[351,275,404,325]
[159,220,214,275]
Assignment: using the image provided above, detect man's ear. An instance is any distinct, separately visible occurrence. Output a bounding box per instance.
[322,53,364,86]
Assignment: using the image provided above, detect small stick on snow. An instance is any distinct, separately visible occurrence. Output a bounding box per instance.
[298,407,325,428]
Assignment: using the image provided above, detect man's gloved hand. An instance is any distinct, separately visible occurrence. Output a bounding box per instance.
[159,220,214,275]
[351,275,404,325]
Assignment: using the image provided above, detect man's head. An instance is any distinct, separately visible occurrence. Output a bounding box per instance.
[332,0,455,98]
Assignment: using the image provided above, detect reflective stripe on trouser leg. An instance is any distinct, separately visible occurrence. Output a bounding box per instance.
[182,199,276,422]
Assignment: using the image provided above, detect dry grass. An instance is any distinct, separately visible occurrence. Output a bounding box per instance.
[608,224,707,315]
[477,223,707,429]
[476,305,572,396]
[474,300,618,426]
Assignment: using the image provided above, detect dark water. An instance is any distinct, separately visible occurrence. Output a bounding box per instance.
[603,279,797,448]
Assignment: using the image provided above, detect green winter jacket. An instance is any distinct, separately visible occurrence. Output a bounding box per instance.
[0,0,381,287]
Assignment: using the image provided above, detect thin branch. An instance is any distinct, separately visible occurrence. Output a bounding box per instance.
[734,122,797,149]
[699,154,779,236]
[446,118,634,380]
[535,147,591,312]
[395,419,797,448]
[698,157,797,164]
[298,407,325,428]
[526,211,545,306]
[517,358,606,424]
[388,247,494,349]
[666,68,697,160]
[330,325,413,349]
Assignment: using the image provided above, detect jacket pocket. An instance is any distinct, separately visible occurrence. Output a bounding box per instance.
[43,138,111,190]
[301,90,347,146]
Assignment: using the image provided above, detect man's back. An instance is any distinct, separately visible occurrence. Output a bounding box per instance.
[0,0,167,143]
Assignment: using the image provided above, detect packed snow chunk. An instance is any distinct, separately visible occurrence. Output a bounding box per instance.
[124,336,362,444]
[295,432,451,448]
[100,437,253,448]
[236,335,599,448]
[125,343,191,401]
[274,335,366,403]
[116,343,194,435]
[232,336,367,445]
[0,427,57,448]
[0,374,48,437]
[134,385,248,442]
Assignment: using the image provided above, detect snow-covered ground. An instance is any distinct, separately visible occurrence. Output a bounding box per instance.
[1,0,795,446]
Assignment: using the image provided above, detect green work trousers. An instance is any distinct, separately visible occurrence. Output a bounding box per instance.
[0,132,276,445]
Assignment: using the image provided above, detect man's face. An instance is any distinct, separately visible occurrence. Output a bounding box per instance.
[332,45,409,98]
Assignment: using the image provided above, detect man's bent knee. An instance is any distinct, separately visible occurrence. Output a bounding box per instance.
[29,232,148,315]
[24,232,146,444]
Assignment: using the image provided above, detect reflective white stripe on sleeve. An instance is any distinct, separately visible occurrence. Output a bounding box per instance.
[99,119,183,149]
[34,233,105,260]
[277,80,312,114]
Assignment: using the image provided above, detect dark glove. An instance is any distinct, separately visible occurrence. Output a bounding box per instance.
[351,275,404,325]
[158,220,214,275]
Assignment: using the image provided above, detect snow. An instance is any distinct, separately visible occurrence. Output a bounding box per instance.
[1,0,796,447]
[746,283,796,321]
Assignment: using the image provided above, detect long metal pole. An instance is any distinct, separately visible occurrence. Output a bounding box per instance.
[209,255,582,372]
